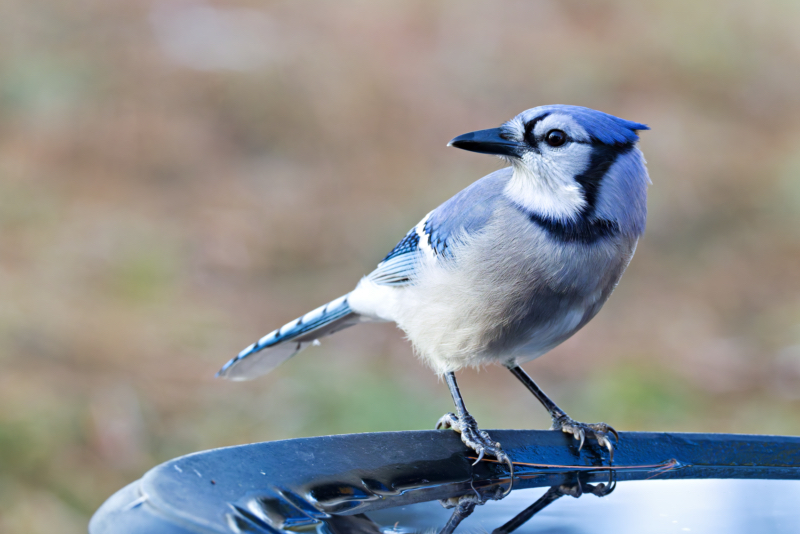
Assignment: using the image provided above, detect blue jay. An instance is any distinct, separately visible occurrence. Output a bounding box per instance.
[218,105,650,478]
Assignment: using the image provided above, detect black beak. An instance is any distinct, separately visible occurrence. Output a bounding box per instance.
[448,127,524,158]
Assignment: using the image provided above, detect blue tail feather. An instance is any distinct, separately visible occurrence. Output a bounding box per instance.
[217,294,357,380]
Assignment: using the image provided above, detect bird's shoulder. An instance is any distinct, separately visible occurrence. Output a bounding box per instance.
[368,167,513,286]
[423,166,512,257]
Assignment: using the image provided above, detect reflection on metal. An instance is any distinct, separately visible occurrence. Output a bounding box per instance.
[492,472,615,534]
[90,430,800,534]
[438,481,510,534]
[437,471,616,534]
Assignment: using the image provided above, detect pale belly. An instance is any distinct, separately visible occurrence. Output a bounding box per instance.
[351,216,638,374]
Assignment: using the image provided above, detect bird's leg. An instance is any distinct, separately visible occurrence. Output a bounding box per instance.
[437,495,478,534]
[438,484,506,534]
[492,472,616,534]
[507,365,618,461]
[490,485,566,534]
[436,372,514,486]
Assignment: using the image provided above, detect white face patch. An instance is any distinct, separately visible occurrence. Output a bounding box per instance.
[503,113,595,221]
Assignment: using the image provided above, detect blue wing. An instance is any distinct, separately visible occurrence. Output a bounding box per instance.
[423,167,511,258]
[368,229,421,286]
[368,167,512,286]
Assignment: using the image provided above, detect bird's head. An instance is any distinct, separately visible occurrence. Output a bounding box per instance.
[449,105,651,236]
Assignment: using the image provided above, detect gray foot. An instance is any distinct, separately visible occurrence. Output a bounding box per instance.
[552,415,619,462]
[556,473,617,498]
[437,493,480,534]
[436,412,514,485]
[437,485,507,534]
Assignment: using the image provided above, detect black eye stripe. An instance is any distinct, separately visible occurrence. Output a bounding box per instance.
[522,115,633,151]
[523,113,551,146]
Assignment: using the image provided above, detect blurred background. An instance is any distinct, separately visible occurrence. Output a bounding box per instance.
[1,0,800,531]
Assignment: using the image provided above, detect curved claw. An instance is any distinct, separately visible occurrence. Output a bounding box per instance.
[601,435,615,464]
[591,471,617,497]
[556,418,619,464]
[500,453,515,497]
[435,412,514,497]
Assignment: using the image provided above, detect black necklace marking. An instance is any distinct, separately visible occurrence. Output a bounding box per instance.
[519,141,634,244]
[525,212,620,244]
[574,141,633,218]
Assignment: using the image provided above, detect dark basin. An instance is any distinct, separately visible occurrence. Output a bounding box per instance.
[89,430,800,533]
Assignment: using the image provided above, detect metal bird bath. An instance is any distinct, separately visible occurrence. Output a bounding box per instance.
[90,430,800,533]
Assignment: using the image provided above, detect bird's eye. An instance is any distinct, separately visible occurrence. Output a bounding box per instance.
[545,129,567,147]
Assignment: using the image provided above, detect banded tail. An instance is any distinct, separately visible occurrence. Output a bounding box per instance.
[217,294,360,381]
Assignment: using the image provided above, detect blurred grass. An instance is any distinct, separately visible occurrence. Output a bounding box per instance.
[1,0,800,532]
